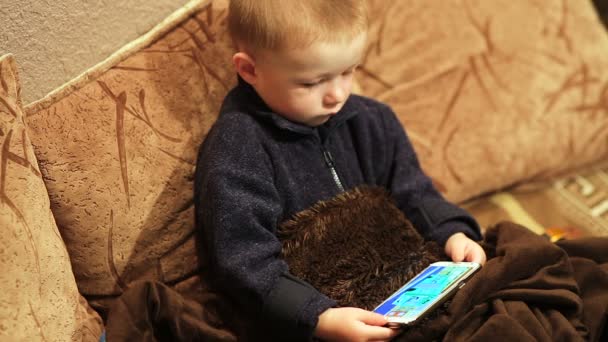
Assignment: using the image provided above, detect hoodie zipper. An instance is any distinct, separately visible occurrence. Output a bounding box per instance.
[322,147,345,193]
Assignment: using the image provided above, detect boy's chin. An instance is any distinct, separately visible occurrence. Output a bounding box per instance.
[305,115,333,127]
[285,111,334,127]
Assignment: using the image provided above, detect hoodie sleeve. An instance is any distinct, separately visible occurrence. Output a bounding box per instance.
[194,114,335,341]
[379,105,482,246]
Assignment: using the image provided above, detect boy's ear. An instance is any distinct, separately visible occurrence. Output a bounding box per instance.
[233,52,257,85]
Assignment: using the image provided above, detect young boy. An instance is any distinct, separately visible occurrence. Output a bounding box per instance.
[194,1,486,341]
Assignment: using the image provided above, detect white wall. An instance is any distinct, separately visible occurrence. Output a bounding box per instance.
[0,0,190,104]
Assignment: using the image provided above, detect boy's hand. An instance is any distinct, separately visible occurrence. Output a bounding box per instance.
[314,307,400,342]
[444,232,487,265]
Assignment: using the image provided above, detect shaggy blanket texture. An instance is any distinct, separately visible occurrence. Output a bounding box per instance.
[278,186,445,310]
[104,189,608,341]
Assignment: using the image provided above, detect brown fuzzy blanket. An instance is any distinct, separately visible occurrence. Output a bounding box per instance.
[278,187,444,310]
[104,188,608,341]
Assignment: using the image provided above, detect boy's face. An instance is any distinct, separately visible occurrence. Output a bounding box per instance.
[249,33,367,127]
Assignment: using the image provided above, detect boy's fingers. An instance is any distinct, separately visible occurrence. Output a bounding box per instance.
[466,253,479,263]
[358,311,388,326]
[467,245,486,265]
[357,311,399,340]
[451,247,465,262]
[360,325,400,340]
[463,246,476,262]
[476,248,487,265]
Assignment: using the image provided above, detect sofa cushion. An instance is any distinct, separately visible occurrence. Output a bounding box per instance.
[463,161,608,239]
[0,54,103,341]
[361,0,608,203]
[23,0,233,310]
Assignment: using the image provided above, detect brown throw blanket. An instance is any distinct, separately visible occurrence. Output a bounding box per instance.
[104,188,608,341]
[397,223,608,342]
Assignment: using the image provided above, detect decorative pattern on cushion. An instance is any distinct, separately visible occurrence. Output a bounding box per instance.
[279,187,444,311]
[0,54,103,341]
[464,162,608,238]
[22,0,233,311]
[361,0,608,203]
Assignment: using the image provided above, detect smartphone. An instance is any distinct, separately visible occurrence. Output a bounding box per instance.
[373,261,481,327]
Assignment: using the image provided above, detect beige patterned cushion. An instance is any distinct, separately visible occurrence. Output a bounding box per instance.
[23,0,233,309]
[361,0,608,203]
[464,162,608,238]
[0,54,103,341]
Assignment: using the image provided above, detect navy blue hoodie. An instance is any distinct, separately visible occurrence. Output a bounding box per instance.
[194,78,481,340]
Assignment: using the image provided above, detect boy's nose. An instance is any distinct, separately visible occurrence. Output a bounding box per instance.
[324,82,347,107]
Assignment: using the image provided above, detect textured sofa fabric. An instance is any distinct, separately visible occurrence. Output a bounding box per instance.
[0,0,607,340]
[23,0,232,316]
[0,54,103,341]
[361,0,608,203]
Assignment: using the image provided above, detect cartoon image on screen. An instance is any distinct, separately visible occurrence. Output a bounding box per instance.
[373,264,472,322]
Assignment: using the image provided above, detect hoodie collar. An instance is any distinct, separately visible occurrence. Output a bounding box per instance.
[228,76,361,136]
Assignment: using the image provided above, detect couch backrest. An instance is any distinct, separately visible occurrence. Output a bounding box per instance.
[362,0,608,202]
[23,0,233,310]
[15,0,608,312]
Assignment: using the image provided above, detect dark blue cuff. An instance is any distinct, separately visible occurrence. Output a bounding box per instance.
[410,198,481,246]
[262,273,336,341]
[431,220,481,246]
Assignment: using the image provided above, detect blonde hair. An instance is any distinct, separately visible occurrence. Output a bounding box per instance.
[228,0,369,53]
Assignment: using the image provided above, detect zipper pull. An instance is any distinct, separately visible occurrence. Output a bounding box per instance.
[321,148,345,192]
[323,150,335,167]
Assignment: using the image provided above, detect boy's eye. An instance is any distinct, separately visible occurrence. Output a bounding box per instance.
[343,66,359,75]
[300,80,323,87]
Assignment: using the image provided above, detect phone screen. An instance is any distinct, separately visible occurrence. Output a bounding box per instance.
[373,263,475,321]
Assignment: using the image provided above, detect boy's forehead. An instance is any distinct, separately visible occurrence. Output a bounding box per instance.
[265,33,367,74]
